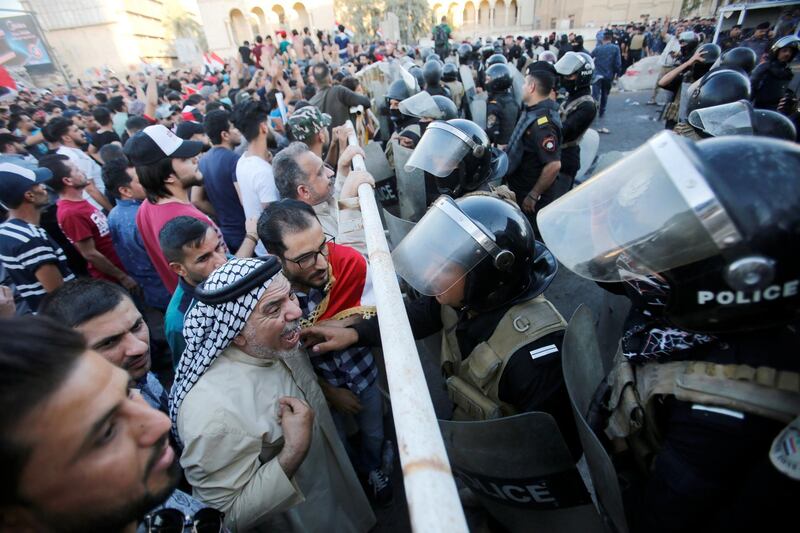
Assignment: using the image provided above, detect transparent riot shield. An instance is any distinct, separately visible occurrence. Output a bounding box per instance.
[576,128,600,182]
[382,208,416,250]
[391,139,427,221]
[439,412,604,533]
[509,63,525,108]
[470,94,487,130]
[563,306,629,533]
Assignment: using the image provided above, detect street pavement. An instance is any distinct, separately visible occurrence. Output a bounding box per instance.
[372,89,664,532]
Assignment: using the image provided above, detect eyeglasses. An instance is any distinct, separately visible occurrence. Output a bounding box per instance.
[285,233,335,270]
[145,508,225,533]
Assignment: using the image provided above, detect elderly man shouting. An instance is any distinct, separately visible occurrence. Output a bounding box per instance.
[170,257,375,532]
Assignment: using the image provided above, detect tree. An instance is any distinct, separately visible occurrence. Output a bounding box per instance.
[163,0,208,52]
[334,0,431,44]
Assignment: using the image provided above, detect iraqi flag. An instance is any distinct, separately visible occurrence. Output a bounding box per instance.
[203,52,225,74]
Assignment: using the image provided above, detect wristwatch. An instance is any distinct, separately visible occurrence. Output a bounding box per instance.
[527,192,541,201]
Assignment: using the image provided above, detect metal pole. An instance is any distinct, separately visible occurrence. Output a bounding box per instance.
[345,121,469,533]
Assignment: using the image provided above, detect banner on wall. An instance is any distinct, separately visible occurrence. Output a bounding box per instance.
[0,15,55,73]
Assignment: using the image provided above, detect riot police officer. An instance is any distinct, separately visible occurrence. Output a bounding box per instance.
[457,43,472,66]
[554,51,597,188]
[405,118,506,204]
[673,68,751,139]
[385,78,414,135]
[442,62,465,111]
[486,53,508,68]
[687,99,797,141]
[395,92,457,150]
[504,62,563,229]
[422,60,451,98]
[750,35,800,111]
[485,63,519,148]
[719,46,758,76]
[305,194,580,457]
[537,131,800,533]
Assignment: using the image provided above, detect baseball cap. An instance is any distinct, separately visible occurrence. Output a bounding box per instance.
[0,163,52,208]
[175,120,205,140]
[287,106,331,141]
[124,124,203,166]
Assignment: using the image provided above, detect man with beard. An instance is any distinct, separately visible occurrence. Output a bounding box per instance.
[124,124,228,293]
[272,139,372,256]
[200,110,248,251]
[39,154,135,290]
[258,200,391,505]
[0,316,183,531]
[171,258,375,531]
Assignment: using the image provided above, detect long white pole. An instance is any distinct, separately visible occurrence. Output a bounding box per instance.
[345,121,469,532]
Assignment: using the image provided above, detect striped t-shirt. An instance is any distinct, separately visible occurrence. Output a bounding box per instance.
[0,218,75,311]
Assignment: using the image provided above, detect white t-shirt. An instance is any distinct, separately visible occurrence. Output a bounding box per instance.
[235,152,278,255]
[57,145,106,211]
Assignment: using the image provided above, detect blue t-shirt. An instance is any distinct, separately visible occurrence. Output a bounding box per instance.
[198,146,246,250]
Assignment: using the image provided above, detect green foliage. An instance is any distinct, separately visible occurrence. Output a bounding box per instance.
[334,0,431,44]
[163,0,208,51]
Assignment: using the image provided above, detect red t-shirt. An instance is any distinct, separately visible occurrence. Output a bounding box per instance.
[136,199,226,293]
[56,198,126,282]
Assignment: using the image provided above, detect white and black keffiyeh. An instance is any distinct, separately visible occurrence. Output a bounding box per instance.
[169,258,275,443]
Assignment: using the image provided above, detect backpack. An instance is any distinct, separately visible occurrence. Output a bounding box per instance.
[434,25,448,48]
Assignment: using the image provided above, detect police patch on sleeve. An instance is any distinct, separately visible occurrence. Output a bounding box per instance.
[541,135,557,152]
[537,116,549,126]
[770,415,800,480]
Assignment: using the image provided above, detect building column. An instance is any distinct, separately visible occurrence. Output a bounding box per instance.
[490,2,494,29]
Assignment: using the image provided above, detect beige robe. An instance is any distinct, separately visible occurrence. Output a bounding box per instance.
[177,346,376,532]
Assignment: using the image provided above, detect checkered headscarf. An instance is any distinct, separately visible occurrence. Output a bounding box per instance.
[169,258,276,444]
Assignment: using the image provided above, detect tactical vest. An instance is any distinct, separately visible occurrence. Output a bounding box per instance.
[602,344,800,468]
[440,295,567,421]
[506,102,562,175]
[560,95,596,148]
[488,92,519,145]
[672,120,703,140]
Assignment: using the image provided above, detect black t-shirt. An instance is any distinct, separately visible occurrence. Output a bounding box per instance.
[238,45,254,65]
[91,129,121,150]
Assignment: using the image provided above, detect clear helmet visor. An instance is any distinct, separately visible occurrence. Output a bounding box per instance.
[688,100,754,137]
[536,131,742,282]
[392,196,491,296]
[399,91,443,119]
[405,122,472,177]
[554,53,585,76]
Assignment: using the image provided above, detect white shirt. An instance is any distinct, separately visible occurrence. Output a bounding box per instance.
[235,152,278,255]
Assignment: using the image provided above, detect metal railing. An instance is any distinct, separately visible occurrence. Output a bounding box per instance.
[345,121,469,532]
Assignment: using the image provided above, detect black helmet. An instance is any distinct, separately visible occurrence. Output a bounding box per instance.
[457,43,472,63]
[696,43,721,64]
[432,95,458,120]
[752,109,797,142]
[486,53,508,67]
[686,68,751,114]
[405,118,500,199]
[442,62,459,82]
[770,35,800,60]
[481,45,495,61]
[719,47,757,75]
[392,194,557,312]
[423,60,443,86]
[485,63,513,92]
[408,65,425,90]
[554,51,594,89]
[427,53,442,63]
[420,47,433,62]
[538,131,800,333]
[385,79,411,105]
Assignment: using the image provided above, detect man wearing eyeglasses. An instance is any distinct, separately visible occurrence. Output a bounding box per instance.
[258,200,392,506]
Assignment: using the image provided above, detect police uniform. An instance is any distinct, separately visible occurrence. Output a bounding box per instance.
[486,91,519,146]
[444,79,465,110]
[424,85,451,99]
[505,99,562,212]
[559,86,597,182]
[751,59,794,111]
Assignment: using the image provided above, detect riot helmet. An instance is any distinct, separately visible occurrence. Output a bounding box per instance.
[678,31,699,58]
[405,119,505,198]
[427,53,442,63]
[719,47,757,75]
[385,79,412,106]
[458,43,472,64]
[752,109,797,142]
[393,194,557,312]
[485,63,513,92]
[481,45,495,61]
[432,95,458,120]
[408,65,425,90]
[539,50,557,64]
[486,53,508,67]
[554,51,595,90]
[420,47,433,62]
[696,43,721,64]
[688,99,797,141]
[537,131,800,333]
[686,68,751,114]
[423,60,444,87]
[442,62,459,82]
[770,35,800,61]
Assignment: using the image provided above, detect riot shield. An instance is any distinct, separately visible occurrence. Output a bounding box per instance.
[391,139,427,221]
[440,412,603,533]
[563,306,629,533]
[363,141,393,182]
[575,128,600,182]
[382,208,416,249]
[509,64,525,108]
[470,94,487,130]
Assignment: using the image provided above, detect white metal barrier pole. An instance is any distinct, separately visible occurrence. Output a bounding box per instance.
[345,121,469,532]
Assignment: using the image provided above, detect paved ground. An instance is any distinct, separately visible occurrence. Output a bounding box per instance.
[371,89,663,532]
